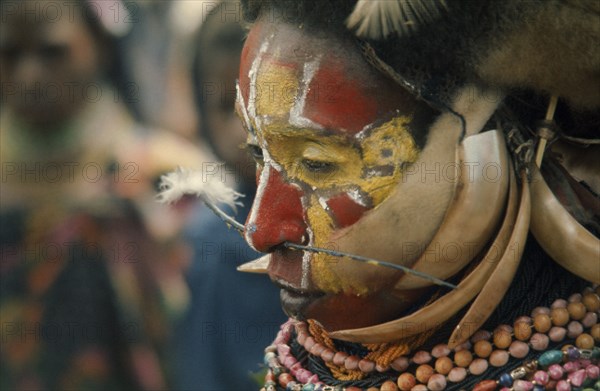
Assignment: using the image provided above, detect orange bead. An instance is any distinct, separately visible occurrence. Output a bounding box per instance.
[454,350,473,367]
[534,313,552,332]
[514,320,532,341]
[474,340,493,358]
[582,293,600,312]
[592,323,600,342]
[550,307,570,326]
[575,333,595,349]
[415,364,434,383]
[493,330,512,349]
[381,380,399,391]
[434,356,453,375]
[397,373,416,391]
[567,302,587,320]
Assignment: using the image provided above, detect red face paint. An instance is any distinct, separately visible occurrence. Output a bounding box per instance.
[245,165,306,252]
[326,193,369,228]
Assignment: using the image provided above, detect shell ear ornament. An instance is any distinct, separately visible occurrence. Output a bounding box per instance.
[329,129,516,343]
[529,166,600,284]
[393,129,510,290]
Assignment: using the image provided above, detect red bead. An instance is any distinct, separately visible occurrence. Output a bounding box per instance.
[473,380,497,391]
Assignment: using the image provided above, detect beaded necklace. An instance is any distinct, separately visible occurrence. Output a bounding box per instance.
[261,287,600,391]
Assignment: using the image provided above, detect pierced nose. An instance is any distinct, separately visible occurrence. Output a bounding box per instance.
[244,166,307,252]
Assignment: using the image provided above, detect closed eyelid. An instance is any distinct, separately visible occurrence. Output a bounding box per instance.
[302,145,346,163]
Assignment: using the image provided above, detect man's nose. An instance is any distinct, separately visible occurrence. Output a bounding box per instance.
[245,165,306,252]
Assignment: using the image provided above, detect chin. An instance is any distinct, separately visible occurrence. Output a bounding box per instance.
[280,289,416,332]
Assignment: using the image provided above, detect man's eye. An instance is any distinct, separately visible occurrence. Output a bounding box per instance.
[247,144,264,164]
[301,159,337,173]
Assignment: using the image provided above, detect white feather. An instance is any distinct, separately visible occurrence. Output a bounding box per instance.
[347,0,446,40]
[157,167,244,211]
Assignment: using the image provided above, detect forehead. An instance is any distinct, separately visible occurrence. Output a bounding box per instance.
[238,19,416,135]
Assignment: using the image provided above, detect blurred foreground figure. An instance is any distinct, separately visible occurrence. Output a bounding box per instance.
[0,1,202,389]
[210,0,599,390]
[172,1,285,389]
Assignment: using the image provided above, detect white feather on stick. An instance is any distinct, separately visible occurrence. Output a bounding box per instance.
[346,0,446,40]
[157,167,244,211]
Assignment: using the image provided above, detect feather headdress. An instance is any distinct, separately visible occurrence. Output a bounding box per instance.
[346,0,446,39]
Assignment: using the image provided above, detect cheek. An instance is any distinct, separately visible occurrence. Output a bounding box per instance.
[326,193,369,229]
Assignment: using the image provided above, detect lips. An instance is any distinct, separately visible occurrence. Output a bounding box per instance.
[268,247,326,319]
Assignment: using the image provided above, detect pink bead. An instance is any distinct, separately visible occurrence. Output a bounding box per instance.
[471,330,492,343]
[390,356,409,372]
[555,379,571,391]
[552,299,568,308]
[277,344,290,356]
[413,350,432,364]
[533,370,549,385]
[567,321,583,339]
[412,385,428,391]
[468,358,488,375]
[515,315,532,324]
[530,333,549,351]
[531,306,550,316]
[549,326,567,342]
[294,369,307,383]
[344,355,360,370]
[290,362,302,373]
[332,351,348,366]
[509,341,530,359]
[358,359,375,373]
[568,293,582,303]
[304,336,315,351]
[306,374,319,384]
[563,361,581,373]
[454,340,472,352]
[580,359,592,367]
[568,369,587,387]
[513,380,533,391]
[582,311,598,328]
[282,355,297,368]
[427,374,447,391]
[375,363,389,372]
[448,367,467,382]
[548,364,565,380]
[320,348,334,362]
[586,364,600,379]
[309,343,325,356]
[432,343,450,358]
[489,350,509,367]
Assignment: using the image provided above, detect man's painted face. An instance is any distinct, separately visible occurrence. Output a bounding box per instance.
[237,20,438,330]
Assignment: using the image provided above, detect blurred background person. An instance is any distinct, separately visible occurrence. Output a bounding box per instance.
[0,1,203,389]
[171,1,286,390]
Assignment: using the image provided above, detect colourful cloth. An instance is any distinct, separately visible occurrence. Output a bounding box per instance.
[1,96,202,390]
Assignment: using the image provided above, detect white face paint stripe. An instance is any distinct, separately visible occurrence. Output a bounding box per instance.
[289,56,324,129]
[245,161,271,250]
[236,82,253,133]
[248,33,274,135]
